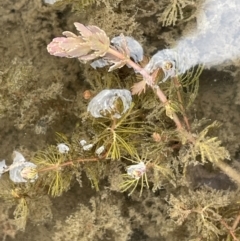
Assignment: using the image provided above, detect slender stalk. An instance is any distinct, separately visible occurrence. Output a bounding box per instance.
[172,76,191,131]
[232,212,240,230]
[108,45,240,186]
[215,160,240,186]
[107,47,183,130]
[108,47,187,131]
[107,47,154,85]
[221,218,240,241]
[38,157,100,173]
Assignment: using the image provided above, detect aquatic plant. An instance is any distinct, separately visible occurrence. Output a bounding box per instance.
[46,22,234,178]
[46,22,240,240]
[1,6,240,239]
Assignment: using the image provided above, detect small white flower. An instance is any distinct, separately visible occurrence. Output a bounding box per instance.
[44,0,58,4]
[80,139,94,151]
[95,146,105,155]
[127,162,146,180]
[79,140,87,147]
[57,143,70,154]
[83,144,94,151]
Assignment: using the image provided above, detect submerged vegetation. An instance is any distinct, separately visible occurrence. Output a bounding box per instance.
[1,0,240,240]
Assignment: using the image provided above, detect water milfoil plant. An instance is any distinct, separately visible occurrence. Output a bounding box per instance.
[47,22,238,185]
[1,19,240,240]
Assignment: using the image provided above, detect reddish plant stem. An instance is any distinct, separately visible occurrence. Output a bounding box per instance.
[221,218,240,241]
[107,47,154,85]
[107,45,240,186]
[215,160,240,186]
[107,47,183,130]
[38,119,118,174]
[172,76,191,131]
[232,212,240,230]
[38,157,100,173]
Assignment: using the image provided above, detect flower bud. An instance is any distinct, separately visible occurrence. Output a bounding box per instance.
[47,23,110,61]
[57,143,70,154]
[127,162,146,179]
[83,90,93,100]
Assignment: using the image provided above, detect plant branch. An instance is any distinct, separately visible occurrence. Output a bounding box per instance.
[107,47,154,85]
[38,157,101,173]
[221,218,240,241]
[107,47,183,130]
[232,212,240,230]
[215,159,240,186]
[172,76,191,131]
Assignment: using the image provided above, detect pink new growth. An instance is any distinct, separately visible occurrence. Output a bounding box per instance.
[47,22,110,61]
[47,22,171,121]
[47,37,75,57]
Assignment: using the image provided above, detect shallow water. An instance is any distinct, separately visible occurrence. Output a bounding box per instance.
[1,0,240,240]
